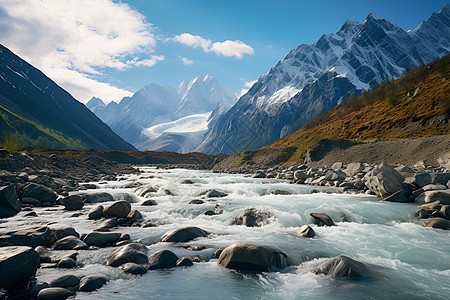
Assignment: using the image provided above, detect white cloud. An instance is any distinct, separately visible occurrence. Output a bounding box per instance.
[239,80,257,97]
[170,33,254,59]
[179,56,194,65]
[0,0,162,103]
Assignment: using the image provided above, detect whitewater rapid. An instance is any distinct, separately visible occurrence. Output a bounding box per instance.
[28,167,449,299]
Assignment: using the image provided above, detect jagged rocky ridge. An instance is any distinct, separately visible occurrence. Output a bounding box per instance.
[87,75,237,152]
[197,5,450,154]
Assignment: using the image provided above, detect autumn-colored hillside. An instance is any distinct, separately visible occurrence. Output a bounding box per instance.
[264,54,450,162]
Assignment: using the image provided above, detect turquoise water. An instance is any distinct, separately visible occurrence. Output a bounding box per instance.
[33,168,450,299]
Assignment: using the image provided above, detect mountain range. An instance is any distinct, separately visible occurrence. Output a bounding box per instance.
[0,44,135,151]
[196,4,450,154]
[87,74,237,152]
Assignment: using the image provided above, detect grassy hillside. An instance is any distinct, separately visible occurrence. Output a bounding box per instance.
[0,105,86,151]
[213,55,449,170]
[264,54,450,163]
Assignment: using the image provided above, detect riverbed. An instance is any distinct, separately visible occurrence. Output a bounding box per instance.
[14,167,449,299]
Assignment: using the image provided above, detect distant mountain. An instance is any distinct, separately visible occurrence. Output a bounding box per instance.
[87,74,237,152]
[0,44,136,151]
[197,5,450,154]
[214,54,450,170]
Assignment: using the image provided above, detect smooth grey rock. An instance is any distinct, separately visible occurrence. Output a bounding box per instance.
[102,200,131,218]
[37,287,74,300]
[176,257,193,267]
[424,217,450,230]
[232,208,273,227]
[83,192,114,203]
[62,195,84,210]
[52,236,88,250]
[88,205,104,220]
[310,213,335,226]
[147,250,178,270]
[314,255,370,277]
[0,246,40,290]
[141,199,158,206]
[107,243,148,267]
[52,227,80,240]
[0,226,56,247]
[50,275,80,288]
[161,227,208,243]
[57,258,76,269]
[383,190,410,203]
[189,199,204,204]
[120,262,147,275]
[345,163,363,177]
[78,276,108,292]
[21,183,58,205]
[0,185,21,217]
[83,232,121,247]
[293,225,316,238]
[270,189,291,195]
[127,210,143,220]
[35,246,51,263]
[100,218,118,229]
[218,243,289,272]
[199,189,228,198]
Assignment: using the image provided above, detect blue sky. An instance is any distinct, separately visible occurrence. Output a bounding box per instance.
[0,0,447,103]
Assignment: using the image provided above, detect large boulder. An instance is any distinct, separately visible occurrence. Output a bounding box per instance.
[293,225,315,238]
[21,183,58,205]
[102,200,131,218]
[314,255,370,277]
[161,227,208,243]
[49,275,80,288]
[52,236,88,250]
[82,232,121,247]
[0,246,40,290]
[424,218,450,230]
[147,250,179,270]
[425,190,450,205]
[88,205,104,220]
[83,192,114,203]
[218,243,289,272]
[364,163,405,199]
[62,195,84,210]
[310,213,335,226]
[107,243,148,267]
[0,226,56,247]
[37,287,74,300]
[78,276,108,292]
[51,227,79,240]
[231,208,273,227]
[0,185,21,217]
[345,163,363,177]
[120,262,147,275]
[383,190,410,203]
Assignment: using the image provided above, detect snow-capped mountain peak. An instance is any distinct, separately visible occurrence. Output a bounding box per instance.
[197,5,450,155]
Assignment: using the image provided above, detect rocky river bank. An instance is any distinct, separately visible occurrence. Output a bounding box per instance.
[0,149,449,299]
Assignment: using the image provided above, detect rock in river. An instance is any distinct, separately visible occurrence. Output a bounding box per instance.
[120,262,148,275]
[52,236,88,250]
[102,200,131,218]
[83,231,121,247]
[313,255,370,277]
[107,243,148,267]
[37,287,74,300]
[232,208,273,227]
[62,195,84,210]
[218,243,289,272]
[293,225,316,238]
[78,276,108,292]
[0,246,40,290]
[161,227,208,243]
[21,183,58,205]
[310,213,335,226]
[147,250,179,270]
